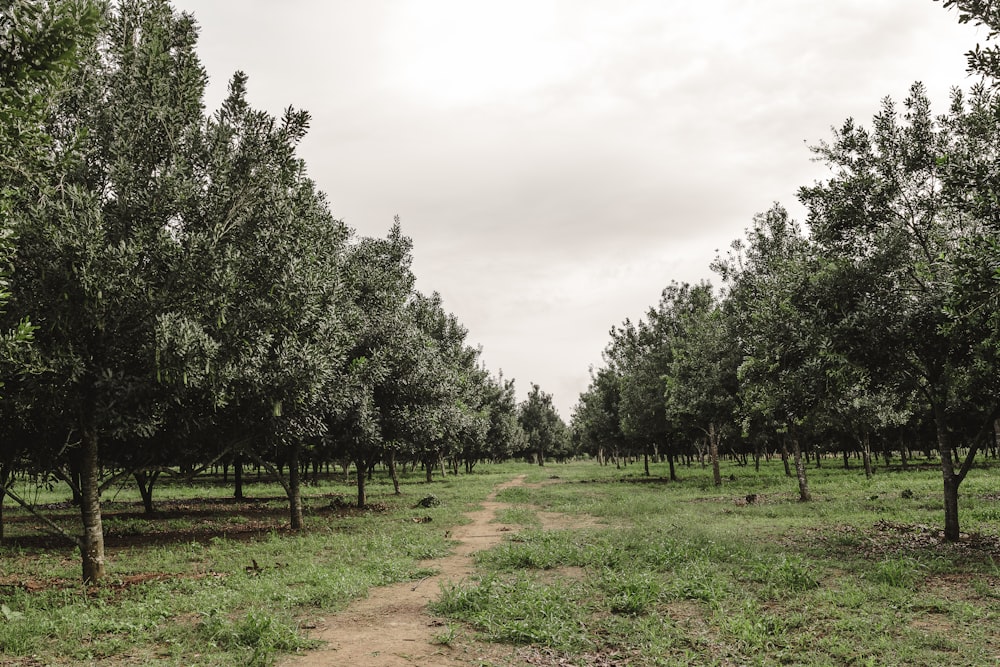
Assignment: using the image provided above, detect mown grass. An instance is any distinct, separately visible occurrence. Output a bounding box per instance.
[0,464,511,665]
[432,456,1000,666]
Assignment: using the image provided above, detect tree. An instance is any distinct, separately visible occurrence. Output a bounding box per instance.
[715,206,824,502]
[3,0,211,581]
[663,282,740,487]
[935,0,1000,76]
[0,0,99,539]
[800,84,1000,537]
[174,69,349,529]
[605,285,697,478]
[572,366,626,466]
[518,383,566,466]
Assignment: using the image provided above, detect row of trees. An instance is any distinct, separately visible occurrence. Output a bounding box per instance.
[573,5,1000,541]
[0,0,567,583]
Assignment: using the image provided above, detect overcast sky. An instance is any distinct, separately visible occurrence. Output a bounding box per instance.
[171,1,982,418]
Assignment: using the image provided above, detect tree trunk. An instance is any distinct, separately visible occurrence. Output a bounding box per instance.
[792,436,811,502]
[388,451,401,495]
[667,452,677,481]
[781,441,791,477]
[425,460,433,483]
[134,470,159,514]
[536,444,545,466]
[355,457,367,509]
[288,444,303,530]
[233,452,245,500]
[0,465,7,541]
[842,448,850,470]
[862,432,873,480]
[709,423,722,487]
[936,410,961,541]
[79,423,106,583]
[643,452,650,476]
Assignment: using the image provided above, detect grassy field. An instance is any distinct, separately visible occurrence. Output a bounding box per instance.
[0,467,508,666]
[436,457,1000,666]
[1,456,999,666]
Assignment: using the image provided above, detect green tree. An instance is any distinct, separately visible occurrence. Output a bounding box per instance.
[571,366,626,466]
[800,84,1000,538]
[4,0,210,581]
[663,282,739,487]
[518,383,566,466]
[935,0,1000,75]
[715,206,823,501]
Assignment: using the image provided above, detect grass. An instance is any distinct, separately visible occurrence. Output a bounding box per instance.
[3,455,1000,665]
[0,465,509,665]
[430,455,1000,666]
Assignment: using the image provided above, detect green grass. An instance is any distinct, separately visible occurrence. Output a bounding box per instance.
[430,456,1000,666]
[4,455,1000,665]
[0,464,511,665]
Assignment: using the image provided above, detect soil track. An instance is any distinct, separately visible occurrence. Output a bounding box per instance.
[281,475,530,667]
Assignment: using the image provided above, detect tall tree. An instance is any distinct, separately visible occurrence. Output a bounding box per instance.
[663,282,739,487]
[4,0,209,581]
[715,206,823,501]
[800,84,1000,537]
[518,383,566,466]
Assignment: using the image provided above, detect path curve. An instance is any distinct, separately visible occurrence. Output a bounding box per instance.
[281,475,528,667]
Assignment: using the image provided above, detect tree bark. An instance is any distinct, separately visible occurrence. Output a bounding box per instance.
[862,432,873,480]
[355,457,367,509]
[388,451,401,495]
[134,470,159,514]
[0,465,7,541]
[709,423,722,487]
[288,444,303,530]
[936,408,961,541]
[79,422,106,583]
[781,441,791,477]
[667,452,677,481]
[233,452,245,500]
[792,436,811,502]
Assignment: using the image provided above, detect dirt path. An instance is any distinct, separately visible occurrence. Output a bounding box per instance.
[280,475,529,667]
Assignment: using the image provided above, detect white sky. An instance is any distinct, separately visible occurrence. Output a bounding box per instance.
[171,1,984,418]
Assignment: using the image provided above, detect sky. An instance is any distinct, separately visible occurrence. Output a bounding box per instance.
[171,1,984,418]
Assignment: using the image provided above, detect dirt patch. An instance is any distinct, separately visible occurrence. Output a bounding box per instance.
[281,475,541,667]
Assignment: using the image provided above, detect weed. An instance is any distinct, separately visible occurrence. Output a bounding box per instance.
[869,555,923,588]
[432,622,458,645]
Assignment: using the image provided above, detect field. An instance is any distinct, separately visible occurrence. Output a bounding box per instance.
[2,457,1000,666]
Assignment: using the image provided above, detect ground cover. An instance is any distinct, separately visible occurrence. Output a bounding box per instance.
[2,456,1000,666]
[0,466,509,666]
[431,458,1000,666]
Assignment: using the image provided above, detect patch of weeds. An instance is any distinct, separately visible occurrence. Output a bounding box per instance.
[667,560,728,604]
[746,553,819,593]
[432,574,591,652]
[479,529,583,570]
[970,577,1000,599]
[599,569,661,615]
[717,598,789,652]
[200,607,311,666]
[431,622,458,646]
[868,555,923,588]
[494,506,541,528]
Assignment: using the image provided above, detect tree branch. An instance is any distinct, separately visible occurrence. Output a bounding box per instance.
[0,482,81,548]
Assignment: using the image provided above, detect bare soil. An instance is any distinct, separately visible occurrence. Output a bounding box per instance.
[280,474,531,667]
